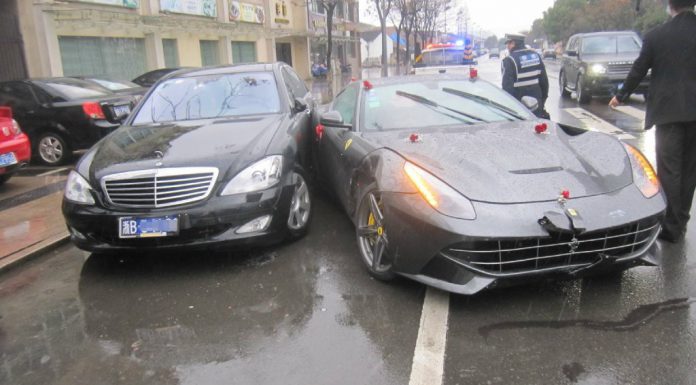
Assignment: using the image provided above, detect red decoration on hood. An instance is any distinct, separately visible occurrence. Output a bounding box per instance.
[561,189,570,199]
[315,124,325,141]
[363,80,373,90]
[409,133,420,143]
[535,123,548,134]
[469,67,478,79]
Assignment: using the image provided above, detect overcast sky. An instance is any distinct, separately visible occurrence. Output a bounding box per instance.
[359,0,557,38]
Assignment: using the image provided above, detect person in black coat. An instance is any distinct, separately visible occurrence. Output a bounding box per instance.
[610,0,696,242]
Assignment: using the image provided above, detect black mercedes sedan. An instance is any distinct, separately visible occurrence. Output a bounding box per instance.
[314,74,666,294]
[62,63,315,251]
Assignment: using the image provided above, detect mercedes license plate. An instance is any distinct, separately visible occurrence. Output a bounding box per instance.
[118,215,179,238]
[113,104,131,118]
[0,152,17,167]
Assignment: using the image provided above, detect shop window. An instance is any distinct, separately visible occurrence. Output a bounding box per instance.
[59,36,146,80]
[163,39,179,67]
[200,40,220,66]
[232,42,257,64]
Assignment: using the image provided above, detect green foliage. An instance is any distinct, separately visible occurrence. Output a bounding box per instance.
[540,0,669,43]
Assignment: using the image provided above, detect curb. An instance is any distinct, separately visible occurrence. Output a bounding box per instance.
[0,232,70,273]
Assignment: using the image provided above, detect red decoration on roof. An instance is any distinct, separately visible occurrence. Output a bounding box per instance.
[469,67,478,79]
[561,189,570,199]
[409,133,421,143]
[363,80,373,90]
[315,124,325,141]
[535,123,548,134]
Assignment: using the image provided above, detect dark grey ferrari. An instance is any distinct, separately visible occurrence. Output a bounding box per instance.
[314,74,666,294]
[62,63,315,251]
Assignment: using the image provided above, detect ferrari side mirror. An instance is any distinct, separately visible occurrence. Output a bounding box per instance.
[320,110,350,128]
[521,96,539,112]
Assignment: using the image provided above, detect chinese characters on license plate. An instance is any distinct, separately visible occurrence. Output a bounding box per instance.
[0,152,17,167]
[118,216,179,238]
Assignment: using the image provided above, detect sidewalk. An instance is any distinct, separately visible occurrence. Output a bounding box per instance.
[0,175,70,271]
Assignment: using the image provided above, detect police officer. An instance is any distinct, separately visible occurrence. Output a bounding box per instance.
[501,33,550,118]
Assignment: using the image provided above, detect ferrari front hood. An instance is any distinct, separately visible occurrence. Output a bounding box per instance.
[367,121,634,204]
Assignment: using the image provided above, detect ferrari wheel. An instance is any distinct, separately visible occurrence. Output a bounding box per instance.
[285,169,312,240]
[356,188,395,280]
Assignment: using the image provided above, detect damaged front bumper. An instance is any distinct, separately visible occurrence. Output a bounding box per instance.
[380,184,665,295]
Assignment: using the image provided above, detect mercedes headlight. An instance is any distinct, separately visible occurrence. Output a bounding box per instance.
[403,162,476,220]
[590,64,607,75]
[221,155,283,195]
[624,144,660,198]
[64,170,95,205]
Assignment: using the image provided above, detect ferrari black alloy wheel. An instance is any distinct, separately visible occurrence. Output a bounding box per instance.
[356,188,395,280]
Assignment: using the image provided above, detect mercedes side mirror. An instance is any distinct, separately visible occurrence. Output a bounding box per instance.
[320,110,350,128]
[293,97,308,113]
[521,96,539,112]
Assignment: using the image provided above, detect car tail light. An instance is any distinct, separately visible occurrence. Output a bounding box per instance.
[0,106,12,120]
[82,102,106,119]
[11,119,22,135]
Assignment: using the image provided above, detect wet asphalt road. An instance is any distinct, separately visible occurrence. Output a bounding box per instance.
[1,59,695,385]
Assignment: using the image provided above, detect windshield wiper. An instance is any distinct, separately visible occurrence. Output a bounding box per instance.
[442,87,526,121]
[395,90,486,124]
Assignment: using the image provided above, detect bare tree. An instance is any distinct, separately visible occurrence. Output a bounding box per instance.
[315,0,341,73]
[413,0,447,56]
[371,0,393,77]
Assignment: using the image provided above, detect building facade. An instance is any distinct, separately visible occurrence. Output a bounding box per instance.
[4,0,361,82]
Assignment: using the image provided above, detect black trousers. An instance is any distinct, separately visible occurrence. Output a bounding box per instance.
[655,122,696,237]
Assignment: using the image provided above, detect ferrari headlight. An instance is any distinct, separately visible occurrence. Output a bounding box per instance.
[590,64,607,75]
[64,170,95,205]
[221,155,283,195]
[624,144,659,198]
[403,162,476,220]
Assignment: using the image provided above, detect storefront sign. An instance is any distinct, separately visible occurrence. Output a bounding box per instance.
[309,12,326,33]
[229,1,264,24]
[76,0,139,7]
[160,0,217,17]
[272,0,290,27]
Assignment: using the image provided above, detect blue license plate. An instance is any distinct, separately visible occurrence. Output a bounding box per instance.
[0,152,17,167]
[113,104,131,118]
[118,215,179,238]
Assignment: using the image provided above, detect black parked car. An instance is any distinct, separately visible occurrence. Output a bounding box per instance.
[0,78,138,165]
[132,68,188,88]
[559,31,650,104]
[63,62,315,252]
[72,76,148,98]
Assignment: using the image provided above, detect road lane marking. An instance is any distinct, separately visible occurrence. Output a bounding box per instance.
[563,107,636,140]
[37,167,68,177]
[613,105,646,121]
[409,287,450,385]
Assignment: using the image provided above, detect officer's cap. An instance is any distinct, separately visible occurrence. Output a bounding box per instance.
[505,33,526,43]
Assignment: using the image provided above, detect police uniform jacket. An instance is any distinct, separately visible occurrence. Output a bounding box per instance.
[502,48,549,109]
[616,11,696,128]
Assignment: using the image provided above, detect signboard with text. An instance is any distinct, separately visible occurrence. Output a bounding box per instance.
[160,0,217,17]
[229,1,265,24]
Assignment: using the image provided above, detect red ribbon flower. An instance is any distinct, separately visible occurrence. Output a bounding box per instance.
[363,80,373,90]
[561,189,570,199]
[409,133,420,143]
[469,67,478,79]
[535,123,548,134]
[315,124,324,141]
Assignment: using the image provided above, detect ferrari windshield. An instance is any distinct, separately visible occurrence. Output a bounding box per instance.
[131,71,280,124]
[362,79,533,131]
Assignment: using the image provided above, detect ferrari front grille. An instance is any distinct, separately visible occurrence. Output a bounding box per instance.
[102,167,218,208]
[442,218,660,275]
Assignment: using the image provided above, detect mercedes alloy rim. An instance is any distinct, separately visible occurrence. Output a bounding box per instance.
[287,172,311,230]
